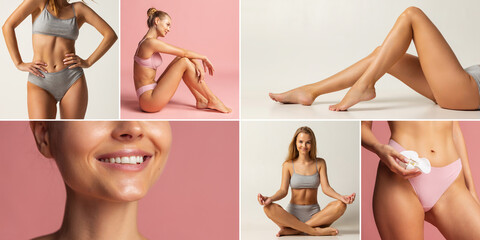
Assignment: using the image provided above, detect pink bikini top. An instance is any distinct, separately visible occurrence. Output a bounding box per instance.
[134,38,163,69]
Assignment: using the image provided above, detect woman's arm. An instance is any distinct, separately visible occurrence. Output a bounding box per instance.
[361,121,420,179]
[318,158,355,204]
[148,40,215,75]
[63,3,117,68]
[2,0,47,77]
[258,162,291,205]
[452,121,480,204]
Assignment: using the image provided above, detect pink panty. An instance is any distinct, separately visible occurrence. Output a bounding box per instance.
[388,139,462,212]
[136,83,157,98]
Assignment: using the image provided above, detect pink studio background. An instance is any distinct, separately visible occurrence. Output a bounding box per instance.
[0,122,239,239]
[361,121,480,240]
[120,0,239,119]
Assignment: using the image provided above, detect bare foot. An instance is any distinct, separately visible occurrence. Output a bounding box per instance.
[329,83,376,111]
[196,98,208,109]
[313,227,339,236]
[276,227,301,237]
[269,87,315,106]
[207,98,232,113]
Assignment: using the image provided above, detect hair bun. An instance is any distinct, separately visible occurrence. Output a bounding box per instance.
[147,8,157,17]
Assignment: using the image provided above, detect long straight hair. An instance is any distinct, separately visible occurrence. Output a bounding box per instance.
[285,126,317,162]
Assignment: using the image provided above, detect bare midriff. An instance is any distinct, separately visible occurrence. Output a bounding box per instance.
[389,121,459,167]
[32,34,76,73]
[290,188,318,205]
[133,63,157,89]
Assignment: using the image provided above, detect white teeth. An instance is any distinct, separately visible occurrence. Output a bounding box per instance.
[129,156,137,164]
[100,156,146,164]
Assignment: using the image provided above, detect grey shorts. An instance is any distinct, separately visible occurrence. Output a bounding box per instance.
[465,65,480,108]
[28,67,84,102]
[287,203,321,223]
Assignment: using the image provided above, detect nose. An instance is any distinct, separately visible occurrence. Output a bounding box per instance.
[112,121,144,142]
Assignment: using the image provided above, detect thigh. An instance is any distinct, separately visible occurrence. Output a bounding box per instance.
[409,7,478,108]
[60,76,88,119]
[27,82,57,119]
[140,58,188,111]
[373,162,424,240]
[426,173,480,239]
[388,53,435,101]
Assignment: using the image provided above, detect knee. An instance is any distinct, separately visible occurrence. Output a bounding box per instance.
[263,203,279,216]
[179,57,194,70]
[401,6,425,20]
[370,46,382,58]
[332,200,347,213]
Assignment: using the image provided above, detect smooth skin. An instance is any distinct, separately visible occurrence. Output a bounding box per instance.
[258,132,355,236]
[270,7,479,111]
[30,121,172,240]
[134,15,231,113]
[362,121,480,240]
[3,0,117,119]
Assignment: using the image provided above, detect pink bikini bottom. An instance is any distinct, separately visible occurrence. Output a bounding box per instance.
[388,139,462,212]
[136,83,157,98]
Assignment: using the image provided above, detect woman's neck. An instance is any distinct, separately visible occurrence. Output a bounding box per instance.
[297,153,311,163]
[53,187,145,240]
[144,28,158,39]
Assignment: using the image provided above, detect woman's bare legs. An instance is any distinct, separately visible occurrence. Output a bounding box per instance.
[425,172,480,239]
[27,82,57,119]
[270,48,436,105]
[139,57,231,113]
[330,7,478,110]
[60,76,88,119]
[263,203,339,236]
[271,7,478,110]
[276,200,346,236]
[373,162,425,240]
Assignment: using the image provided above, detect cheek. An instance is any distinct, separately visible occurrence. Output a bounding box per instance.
[50,124,111,196]
[147,122,172,177]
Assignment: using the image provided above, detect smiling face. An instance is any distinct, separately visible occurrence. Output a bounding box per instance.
[41,121,171,202]
[155,16,171,37]
[296,132,312,155]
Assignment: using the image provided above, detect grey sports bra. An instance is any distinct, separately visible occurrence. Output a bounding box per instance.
[290,159,320,189]
[32,3,79,40]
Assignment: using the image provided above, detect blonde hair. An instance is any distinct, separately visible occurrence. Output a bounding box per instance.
[285,126,317,162]
[48,0,86,16]
[147,8,170,28]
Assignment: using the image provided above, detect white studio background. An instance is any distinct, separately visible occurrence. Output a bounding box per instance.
[241,121,360,233]
[242,0,480,119]
[0,0,119,119]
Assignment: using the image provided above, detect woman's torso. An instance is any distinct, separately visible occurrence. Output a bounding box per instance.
[288,159,320,205]
[133,39,162,89]
[389,121,459,167]
[31,2,80,73]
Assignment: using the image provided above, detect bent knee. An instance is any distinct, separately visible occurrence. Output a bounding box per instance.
[332,200,347,212]
[401,6,425,19]
[263,203,280,215]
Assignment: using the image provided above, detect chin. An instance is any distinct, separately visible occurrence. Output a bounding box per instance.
[106,183,150,202]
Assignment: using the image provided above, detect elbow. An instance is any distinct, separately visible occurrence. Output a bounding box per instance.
[2,23,12,35]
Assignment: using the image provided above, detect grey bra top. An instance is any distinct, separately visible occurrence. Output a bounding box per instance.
[290,159,320,189]
[32,3,79,40]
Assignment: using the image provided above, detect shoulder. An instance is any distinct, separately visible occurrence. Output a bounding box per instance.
[282,160,293,170]
[72,2,95,16]
[32,233,55,240]
[22,0,45,10]
[316,157,326,165]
